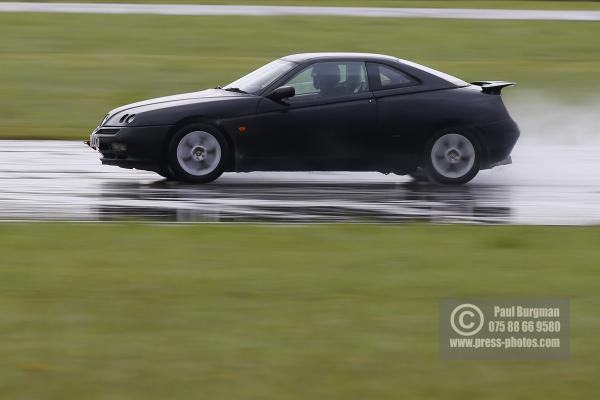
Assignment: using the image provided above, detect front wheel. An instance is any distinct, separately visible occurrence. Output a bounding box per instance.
[423,132,480,185]
[167,124,229,183]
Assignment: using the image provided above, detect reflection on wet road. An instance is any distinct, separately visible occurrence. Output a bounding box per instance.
[1,141,599,224]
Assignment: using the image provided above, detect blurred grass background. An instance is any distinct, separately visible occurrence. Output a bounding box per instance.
[5,0,600,10]
[1,12,599,139]
[0,223,599,399]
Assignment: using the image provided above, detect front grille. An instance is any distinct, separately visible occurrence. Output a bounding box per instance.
[96,128,120,135]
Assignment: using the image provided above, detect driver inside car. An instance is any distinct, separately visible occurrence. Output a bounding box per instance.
[311,63,347,98]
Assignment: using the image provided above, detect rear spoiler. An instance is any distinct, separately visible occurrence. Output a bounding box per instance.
[470,81,515,95]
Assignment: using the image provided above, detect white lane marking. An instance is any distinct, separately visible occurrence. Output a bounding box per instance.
[1,2,600,21]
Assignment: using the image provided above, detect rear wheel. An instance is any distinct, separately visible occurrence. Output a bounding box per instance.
[423,132,480,185]
[167,124,229,183]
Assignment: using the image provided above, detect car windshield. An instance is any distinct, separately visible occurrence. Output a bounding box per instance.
[224,59,296,95]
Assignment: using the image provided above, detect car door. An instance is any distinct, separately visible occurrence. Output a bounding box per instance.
[249,60,378,170]
[366,62,430,168]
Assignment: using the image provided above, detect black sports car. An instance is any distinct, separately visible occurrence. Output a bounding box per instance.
[87,53,519,184]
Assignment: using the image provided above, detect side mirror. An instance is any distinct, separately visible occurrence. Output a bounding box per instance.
[267,86,295,102]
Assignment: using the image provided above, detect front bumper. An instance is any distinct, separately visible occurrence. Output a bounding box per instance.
[88,125,173,172]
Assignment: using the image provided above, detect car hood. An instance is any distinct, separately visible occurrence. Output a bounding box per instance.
[109,89,246,115]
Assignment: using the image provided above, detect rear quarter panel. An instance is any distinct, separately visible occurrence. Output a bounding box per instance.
[376,86,512,168]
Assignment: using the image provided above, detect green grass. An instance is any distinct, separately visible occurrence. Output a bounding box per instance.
[8,0,600,11]
[0,223,599,399]
[1,13,599,139]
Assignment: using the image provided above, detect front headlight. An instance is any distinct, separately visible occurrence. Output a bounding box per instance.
[116,113,136,124]
[98,113,110,127]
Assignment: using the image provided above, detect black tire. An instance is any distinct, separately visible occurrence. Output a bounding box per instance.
[167,123,229,184]
[423,131,480,185]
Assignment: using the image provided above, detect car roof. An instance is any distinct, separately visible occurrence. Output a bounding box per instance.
[281,52,400,63]
[281,53,469,87]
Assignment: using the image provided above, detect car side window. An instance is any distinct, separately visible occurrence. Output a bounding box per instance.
[284,61,369,101]
[285,67,317,96]
[369,63,416,89]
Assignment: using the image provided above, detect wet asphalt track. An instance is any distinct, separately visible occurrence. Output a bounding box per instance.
[1,140,600,224]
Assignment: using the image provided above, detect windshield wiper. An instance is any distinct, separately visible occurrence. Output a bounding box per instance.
[223,87,248,94]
